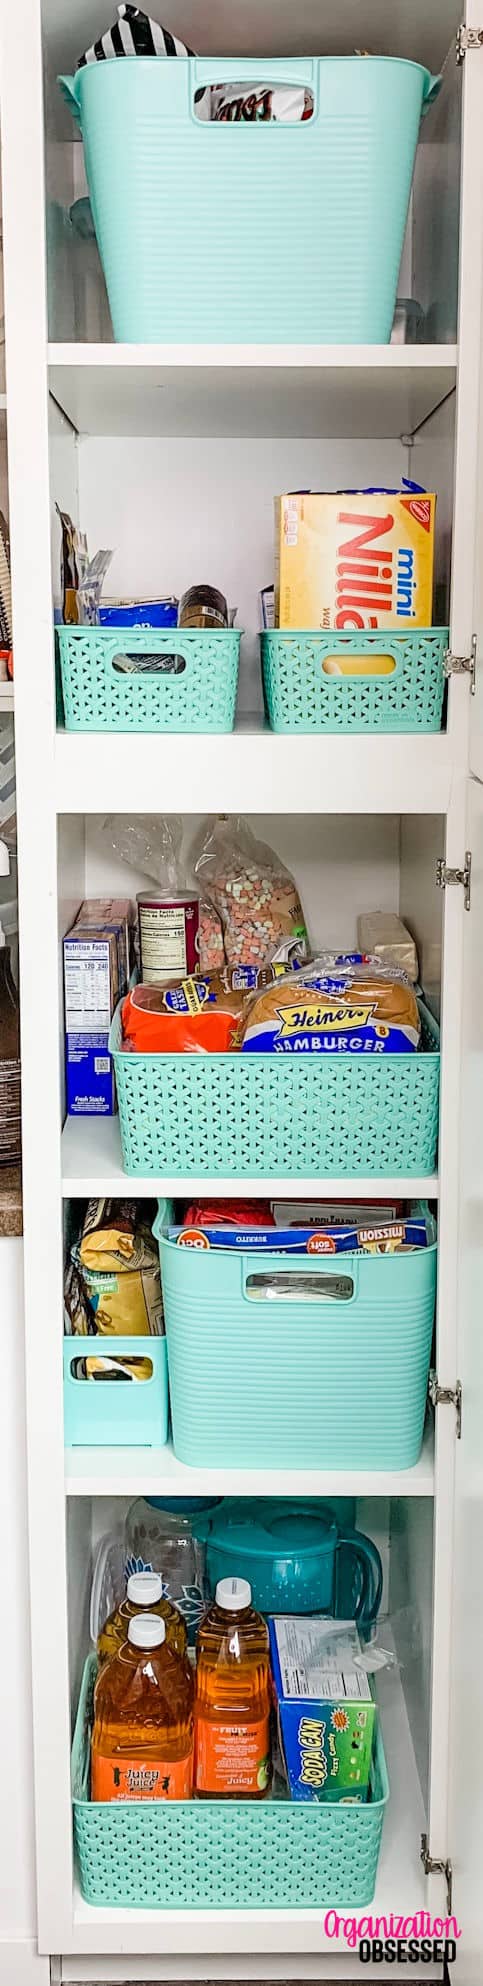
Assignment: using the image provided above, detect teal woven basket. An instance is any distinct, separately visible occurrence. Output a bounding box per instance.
[59,57,439,344]
[155,1205,436,1470]
[262,628,448,733]
[57,627,240,732]
[63,1335,169,1447]
[110,1001,440,1178]
[73,1655,388,1908]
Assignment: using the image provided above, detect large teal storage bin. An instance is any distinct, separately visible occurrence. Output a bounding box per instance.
[59,58,439,344]
[73,1654,388,1907]
[57,627,240,732]
[63,1335,169,1446]
[154,1206,436,1469]
[110,1000,440,1178]
[262,628,448,734]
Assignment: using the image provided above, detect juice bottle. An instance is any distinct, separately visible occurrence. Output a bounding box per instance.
[194,1577,271,1799]
[91,1614,194,1801]
[97,1570,188,1665]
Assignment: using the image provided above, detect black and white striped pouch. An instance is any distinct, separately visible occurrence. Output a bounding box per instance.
[77,3,192,65]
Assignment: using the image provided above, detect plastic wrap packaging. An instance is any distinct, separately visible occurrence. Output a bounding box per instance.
[122,972,247,1053]
[357,912,419,984]
[64,1199,163,1337]
[240,952,421,1054]
[193,817,309,969]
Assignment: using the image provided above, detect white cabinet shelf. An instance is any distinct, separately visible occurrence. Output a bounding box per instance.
[60,1112,439,1201]
[48,343,457,440]
[69,1657,426,1954]
[64,1418,435,1498]
[55,727,454,816]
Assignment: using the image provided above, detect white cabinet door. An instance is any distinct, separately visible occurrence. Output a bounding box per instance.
[448,774,483,1970]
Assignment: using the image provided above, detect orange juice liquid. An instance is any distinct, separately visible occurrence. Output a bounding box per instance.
[194,1579,271,1798]
[98,1574,187,1665]
[91,1616,194,1801]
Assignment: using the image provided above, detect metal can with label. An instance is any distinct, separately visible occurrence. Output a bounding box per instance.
[137,892,200,985]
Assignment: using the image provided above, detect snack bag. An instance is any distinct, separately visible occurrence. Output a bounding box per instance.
[122,973,247,1053]
[240,952,421,1054]
[78,4,191,64]
[194,818,309,969]
[65,1199,163,1336]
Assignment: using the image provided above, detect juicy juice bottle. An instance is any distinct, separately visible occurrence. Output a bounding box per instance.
[194,1577,271,1798]
[91,1613,194,1801]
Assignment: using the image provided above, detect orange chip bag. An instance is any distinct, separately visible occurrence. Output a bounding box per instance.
[122,974,246,1054]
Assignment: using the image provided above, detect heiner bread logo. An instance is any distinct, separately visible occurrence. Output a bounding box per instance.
[277,1002,375,1035]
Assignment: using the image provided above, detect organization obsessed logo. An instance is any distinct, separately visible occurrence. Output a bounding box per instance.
[323,1908,461,1966]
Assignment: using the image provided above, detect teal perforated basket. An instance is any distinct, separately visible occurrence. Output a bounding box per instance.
[109,1001,440,1178]
[58,58,439,345]
[73,1655,388,1908]
[262,628,448,733]
[155,1204,436,1470]
[56,627,240,732]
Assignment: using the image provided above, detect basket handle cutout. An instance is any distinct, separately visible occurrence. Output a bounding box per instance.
[244,1270,354,1302]
[322,651,396,680]
[111,650,186,677]
[67,1352,154,1382]
[193,81,314,123]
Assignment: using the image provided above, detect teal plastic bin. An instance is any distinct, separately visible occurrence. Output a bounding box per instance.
[59,58,439,344]
[262,628,448,734]
[73,1654,388,1907]
[154,1204,436,1469]
[57,627,240,732]
[109,999,440,1178]
[63,1335,169,1446]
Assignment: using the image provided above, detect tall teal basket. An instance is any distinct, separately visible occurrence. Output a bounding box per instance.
[155,1205,436,1470]
[59,58,440,344]
[73,1655,389,1908]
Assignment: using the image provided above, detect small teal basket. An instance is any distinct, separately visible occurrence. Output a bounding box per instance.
[59,57,439,344]
[262,628,448,733]
[155,1205,436,1470]
[63,1335,169,1446]
[73,1655,388,1908]
[56,627,240,732]
[109,1000,440,1178]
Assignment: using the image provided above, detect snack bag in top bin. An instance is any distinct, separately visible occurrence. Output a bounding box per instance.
[274,482,436,632]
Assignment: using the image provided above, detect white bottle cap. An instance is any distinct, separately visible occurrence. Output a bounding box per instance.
[127,1571,163,1606]
[216,1576,252,1612]
[128,1613,166,1648]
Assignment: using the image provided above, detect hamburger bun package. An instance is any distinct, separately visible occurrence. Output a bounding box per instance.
[122,972,248,1053]
[240,952,421,1055]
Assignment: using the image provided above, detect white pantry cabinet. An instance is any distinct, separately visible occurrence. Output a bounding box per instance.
[2,0,483,1982]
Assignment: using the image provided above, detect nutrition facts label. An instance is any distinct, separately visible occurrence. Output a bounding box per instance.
[274,1618,370,1701]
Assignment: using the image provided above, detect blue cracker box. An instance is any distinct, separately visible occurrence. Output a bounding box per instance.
[64,918,129,1115]
[269,1617,376,1804]
[99,598,178,628]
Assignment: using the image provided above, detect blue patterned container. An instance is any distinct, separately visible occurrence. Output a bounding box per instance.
[109,1001,440,1178]
[262,628,448,733]
[57,627,240,732]
[73,1655,388,1908]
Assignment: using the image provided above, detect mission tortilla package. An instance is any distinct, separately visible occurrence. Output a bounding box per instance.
[240,952,421,1055]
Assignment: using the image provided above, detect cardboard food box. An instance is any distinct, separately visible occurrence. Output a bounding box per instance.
[274,487,436,632]
[64,901,133,1116]
[269,1617,376,1803]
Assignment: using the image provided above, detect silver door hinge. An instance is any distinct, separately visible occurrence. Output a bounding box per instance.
[429,1371,462,1438]
[457,24,483,60]
[421,1835,453,1915]
[444,633,476,693]
[436,850,471,910]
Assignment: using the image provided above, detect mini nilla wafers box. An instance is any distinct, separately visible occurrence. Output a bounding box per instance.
[274,484,436,631]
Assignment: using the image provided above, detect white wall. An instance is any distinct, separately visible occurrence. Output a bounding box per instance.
[0,1238,49,1986]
